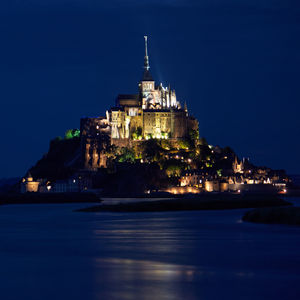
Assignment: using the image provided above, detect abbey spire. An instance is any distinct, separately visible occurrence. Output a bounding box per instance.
[144,35,149,70]
[142,36,153,81]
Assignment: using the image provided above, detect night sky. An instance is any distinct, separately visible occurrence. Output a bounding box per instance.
[0,0,299,178]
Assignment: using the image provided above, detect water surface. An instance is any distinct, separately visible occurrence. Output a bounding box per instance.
[0,199,300,300]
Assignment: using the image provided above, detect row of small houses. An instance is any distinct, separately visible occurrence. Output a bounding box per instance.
[20,173,93,193]
[178,170,288,193]
[21,168,288,195]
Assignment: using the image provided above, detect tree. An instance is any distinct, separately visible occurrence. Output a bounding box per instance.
[65,129,80,139]
[188,129,199,148]
[177,138,191,150]
[139,139,164,162]
[117,147,135,163]
[164,160,187,177]
[160,139,171,150]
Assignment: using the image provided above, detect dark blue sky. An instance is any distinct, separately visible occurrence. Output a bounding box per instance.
[0,0,299,177]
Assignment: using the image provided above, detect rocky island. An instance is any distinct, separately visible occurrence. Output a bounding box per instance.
[14,37,292,202]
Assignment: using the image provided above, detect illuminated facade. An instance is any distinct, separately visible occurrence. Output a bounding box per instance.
[232,157,245,174]
[81,36,198,169]
[109,36,197,146]
[21,173,41,193]
[80,117,111,169]
[179,165,288,193]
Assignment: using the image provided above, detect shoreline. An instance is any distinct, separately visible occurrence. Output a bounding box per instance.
[76,194,291,213]
[0,193,294,214]
[0,192,101,205]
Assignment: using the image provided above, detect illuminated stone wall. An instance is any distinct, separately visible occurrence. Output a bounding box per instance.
[26,181,40,192]
[171,110,188,139]
[140,81,180,110]
[111,110,126,139]
[164,186,201,194]
[129,115,143,136]
[21,175,40,193]
[80,117,111,170]
[143,111,172,138]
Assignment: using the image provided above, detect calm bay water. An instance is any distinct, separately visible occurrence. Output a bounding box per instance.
[0,198,300,300]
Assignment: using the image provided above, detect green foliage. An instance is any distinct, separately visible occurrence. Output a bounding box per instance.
[186,139,213,169]
[139,139,164,162]
[132,132,138,140]
[65,129,80,139]
[196,143,212,160]
[118,147,136,163]
[131,127,143,140]
[106,144,118,159]
[163,160,187,177]
[189,129,199,142]
[166,165,182,177]
[177,139,191,150]
[161,132,170,139]
[160,139,171,150]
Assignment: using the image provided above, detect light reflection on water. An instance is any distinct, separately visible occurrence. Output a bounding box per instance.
[95,257,198,280]
[93,258,201,300]
[0,203,299,300]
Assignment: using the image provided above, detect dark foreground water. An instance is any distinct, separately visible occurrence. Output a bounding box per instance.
[0,199,300,300]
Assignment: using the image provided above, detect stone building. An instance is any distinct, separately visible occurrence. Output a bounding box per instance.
[80,36,199,170]
[20,173,41,193]
[109,36,197,145]
[232,156,244,173]
[80,117,111,169]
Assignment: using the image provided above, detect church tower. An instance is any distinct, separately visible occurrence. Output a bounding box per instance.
[139,36,155,109]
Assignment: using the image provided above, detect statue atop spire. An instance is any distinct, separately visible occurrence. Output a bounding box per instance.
[142,35,153,81]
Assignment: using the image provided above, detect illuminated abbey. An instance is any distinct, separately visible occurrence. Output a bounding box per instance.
[80,36,198,169]
[21,37,290,195]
